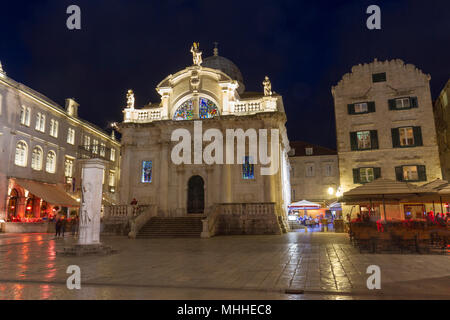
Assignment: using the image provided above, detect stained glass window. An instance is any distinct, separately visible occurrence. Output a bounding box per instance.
[199,97,219,119]
[173,99,194,120]
[141,161,152,183]
[242,156,255,179]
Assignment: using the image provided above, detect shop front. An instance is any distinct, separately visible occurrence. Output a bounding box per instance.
[2,178,79,233]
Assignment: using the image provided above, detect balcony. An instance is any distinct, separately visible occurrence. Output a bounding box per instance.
[77,145,113,161]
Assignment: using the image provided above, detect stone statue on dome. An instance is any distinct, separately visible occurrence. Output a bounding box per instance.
[126,89,135,109]
[190,42,203,66]
[263,76,272,96]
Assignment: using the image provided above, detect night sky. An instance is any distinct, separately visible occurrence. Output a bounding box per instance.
[1,0,449,149]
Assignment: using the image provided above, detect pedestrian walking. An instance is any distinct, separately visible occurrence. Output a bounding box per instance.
[71,215,79,236]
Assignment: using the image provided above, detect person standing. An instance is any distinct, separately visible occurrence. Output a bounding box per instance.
[55,218,62,238]
[71,215,79,236]
[61,217,67,237]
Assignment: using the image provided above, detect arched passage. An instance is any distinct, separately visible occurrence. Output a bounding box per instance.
[187,175,204,214]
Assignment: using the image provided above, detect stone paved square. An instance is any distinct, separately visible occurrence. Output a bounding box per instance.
[0,232,449,300]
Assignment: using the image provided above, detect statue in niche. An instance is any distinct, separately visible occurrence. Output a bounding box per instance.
[190,42,203,66]
[126,89,135,109]
[263,76,272,96]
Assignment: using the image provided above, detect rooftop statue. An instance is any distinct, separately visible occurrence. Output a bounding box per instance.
[126,89,135,109]
[190,42,203,66]
[263,76,272,96]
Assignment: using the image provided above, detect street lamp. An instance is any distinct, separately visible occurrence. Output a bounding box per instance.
[327,187,334,195]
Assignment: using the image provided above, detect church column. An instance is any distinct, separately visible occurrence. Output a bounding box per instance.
[159,139,170,215]
[222,164,232,203]
[193,94,200,119]
[176,165,185,216]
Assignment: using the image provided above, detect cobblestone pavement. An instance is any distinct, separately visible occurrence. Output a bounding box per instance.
[0,232,449,300]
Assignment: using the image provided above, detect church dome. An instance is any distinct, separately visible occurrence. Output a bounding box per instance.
[203,55,245,93]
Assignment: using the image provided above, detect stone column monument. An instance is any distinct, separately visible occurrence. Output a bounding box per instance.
[59,158,115,256]
[78,158,105,245]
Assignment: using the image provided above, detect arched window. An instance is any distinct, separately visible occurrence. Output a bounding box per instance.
[173,97,219,120]
[31,146,43,170]
[46,150,56,173]
[173,99,194,120]
[14,141,28,167]
[199,97,219,119]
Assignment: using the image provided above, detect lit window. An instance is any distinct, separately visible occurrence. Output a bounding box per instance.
[306,164,315,177]
[110,148,116,161]
[403,166,419,181]
[15,141,28,167]
[354,102,368,113]
[67,128,75,144]
[100,142,106,157]
[357,131,371,149]
[305,147,313,156]
[443,92,448,107]
[109,171,115,187]
[49,119,59,137]
[173,99,194,120]
[399,127,414,146]
[199,97,219,119]
[84,136,90,150]
[141,161,152,183]
[35,112,45,132]
[92,139,99,154]
[360,168,374,183]
[242,156,255,179]
[20,106,31,126]
[46,151,56,173]
[31,146,43,170]
[64,157,74,177]
[102,169,105,184]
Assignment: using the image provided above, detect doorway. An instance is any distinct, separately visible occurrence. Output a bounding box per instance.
[187,175,204,214]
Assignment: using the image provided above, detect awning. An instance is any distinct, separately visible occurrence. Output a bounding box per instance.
[12,178,79,207]
[289,200,322,209]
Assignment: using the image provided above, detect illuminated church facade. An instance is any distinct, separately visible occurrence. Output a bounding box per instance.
[117,44,291,235]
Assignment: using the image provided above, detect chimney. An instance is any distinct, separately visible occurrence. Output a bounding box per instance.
[65,98,79,117]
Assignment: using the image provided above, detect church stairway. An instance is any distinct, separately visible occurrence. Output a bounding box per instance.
[136,216,203,238]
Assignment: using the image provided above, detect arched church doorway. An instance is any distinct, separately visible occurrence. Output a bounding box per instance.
[187,175,204,214]
[7,189,19,219]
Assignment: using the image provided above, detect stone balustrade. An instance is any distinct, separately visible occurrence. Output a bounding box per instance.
[233,101,262,114]
[102,204,154,235]
[123,108,162,123]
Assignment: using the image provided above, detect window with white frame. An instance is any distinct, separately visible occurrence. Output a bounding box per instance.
[110,148,116,161]
[305,147,313,156]
[15,141,28,167]
[84,136,90,150]
[403,166,419,181]
[20,106,31,126]
[64,157,74,178]
[67,128,75,145]
[35,112,45,132]
[395,98,411,109]
[354,102,368,113]
[49,119,59,137]
[31,146,43,170]
[399,127,414,146]
[102,168,105,184]
[360,168,375,183]
[92,139,99,154]
[357,131,371,149]
[305,164,315,177]
[46,151,56,173]
[100,142,106,157]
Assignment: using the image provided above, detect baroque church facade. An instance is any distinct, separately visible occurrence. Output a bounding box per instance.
[117,44,291,234]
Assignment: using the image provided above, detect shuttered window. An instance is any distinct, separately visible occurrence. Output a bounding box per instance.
[348,101,376,114]
[395,165,426,182]
[350,130,378,151]
[391,126,423,148]
[353,167,381,184]
[388,97,419,110]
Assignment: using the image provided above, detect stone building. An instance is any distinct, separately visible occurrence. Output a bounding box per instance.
[433,79,450,180]
[332,59,442,219]
[0,62,120,227]
[117,44,291,235]
[289,141,339,204]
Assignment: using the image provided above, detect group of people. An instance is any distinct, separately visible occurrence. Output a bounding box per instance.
[54,206,79,238]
